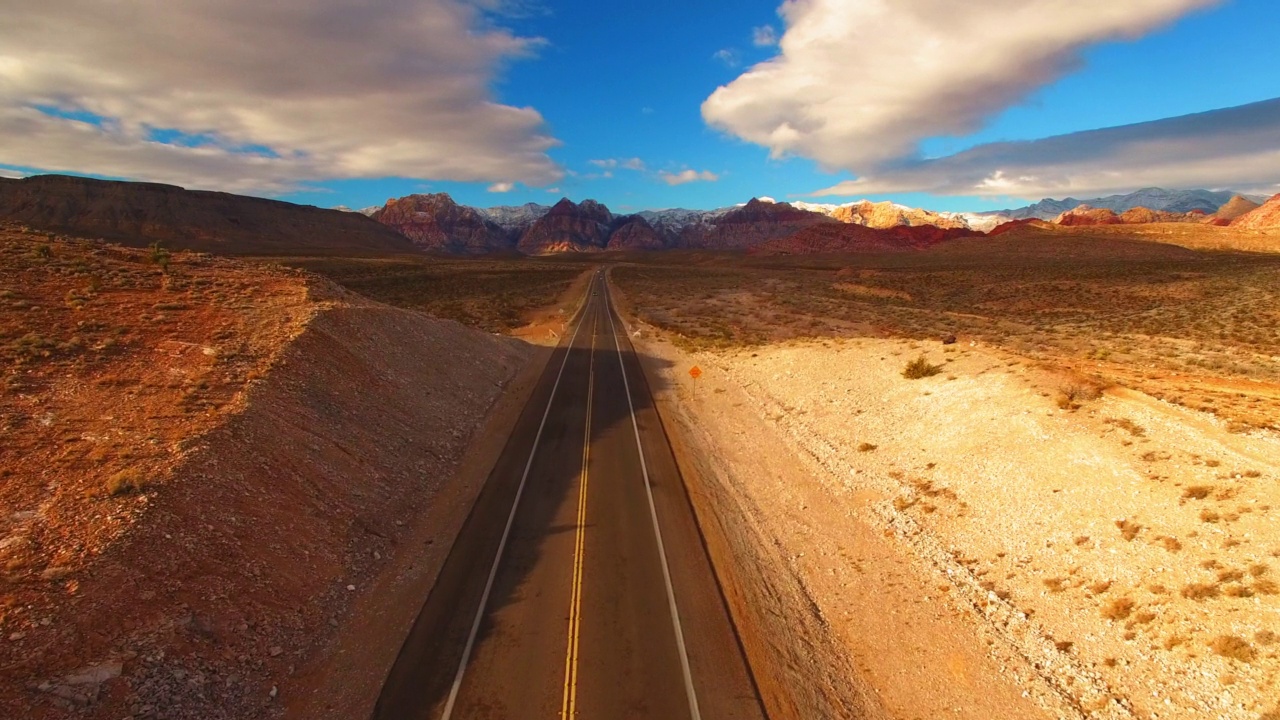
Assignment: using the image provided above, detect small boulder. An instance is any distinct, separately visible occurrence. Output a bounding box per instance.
[941,334,957,345]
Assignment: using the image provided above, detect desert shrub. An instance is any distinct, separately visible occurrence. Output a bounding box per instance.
[1101,596,1135,620]
[1181,582,1220,600]
[1182,485,1214,500]
[857,442,878,452]
[106,469,148,496]
[1055,378,1105,410]
[1115,519,1143,541]
[149,241,171,271]
[1209,635,1256,662]
[902,355,942,379]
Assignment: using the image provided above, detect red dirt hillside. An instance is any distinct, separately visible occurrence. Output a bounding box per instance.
[1232,193,1280,230]
[0,175,413,256]
[987,218,1054,236]
[0,225,532,718]
[749,222,980,255]
[1206,194,1261,225]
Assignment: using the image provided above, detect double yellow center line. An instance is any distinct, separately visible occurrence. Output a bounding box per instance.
[561,293,597,719]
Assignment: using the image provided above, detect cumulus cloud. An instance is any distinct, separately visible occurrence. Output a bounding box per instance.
[487,181,516,192]
[659,169,719,186]
[703,0,1219,173]
[0,0,562,194]
[811,98,1280,199]
[752,25,778,47]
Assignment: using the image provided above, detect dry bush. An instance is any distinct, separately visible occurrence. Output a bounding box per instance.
[1105,418,1146,437]
[1155,535,1182,552]
[1115,519,1143,541]
[1043,577,1069,593]
[902,355,942,379]
[1101,596,1136,620]
[857,442,878,452]
[1182,485,1214,500]
[1254,578,1280,595]
[1055,375,1106,411]
[1209,635,1257,662]
[1181,582,1220,600]
[106,468,148,497]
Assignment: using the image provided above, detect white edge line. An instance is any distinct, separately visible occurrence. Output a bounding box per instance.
[439,274,596,720]
[603,278,703,720]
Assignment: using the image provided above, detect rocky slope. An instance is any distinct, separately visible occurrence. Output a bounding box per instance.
[477,202,552,233]
[679,198,836,250]
[1231,193,1280,230]
[0,227,536,719]
[606,215,666,250]
[750,222,979,255]
[516,198,614,253]
[1207,194,1261,225]
[370,193,512,254]
[1053,204,1206,226]
[0,175,413,255]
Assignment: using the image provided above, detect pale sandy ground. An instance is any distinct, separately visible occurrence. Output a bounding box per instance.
[624,310,1280,720]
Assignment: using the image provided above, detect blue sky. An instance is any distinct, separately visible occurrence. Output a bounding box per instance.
[2,0,1279,213]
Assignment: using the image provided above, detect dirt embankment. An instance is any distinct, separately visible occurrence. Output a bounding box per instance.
[0,229,540,719]
[624,308,1280,720]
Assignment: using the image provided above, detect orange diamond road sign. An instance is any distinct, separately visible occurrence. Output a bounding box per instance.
[689,366,702,380]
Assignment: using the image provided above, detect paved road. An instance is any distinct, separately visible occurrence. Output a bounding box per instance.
[373,271,765,720]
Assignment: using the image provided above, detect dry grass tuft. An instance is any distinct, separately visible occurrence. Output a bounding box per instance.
[1181,582,1220,600]
[106,468,148,497]
[902,355,942,379]
[1209,635,1257,662]
[1115,519,1143,541]
[856,442,878,452]
[1101,596,1136,620]
[1182,485,1214,500]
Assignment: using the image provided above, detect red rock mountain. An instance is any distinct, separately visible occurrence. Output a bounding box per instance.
[750,223,980,255]
[831,200,969,230]
[680,198,836,250]
[0,174,414,255]
[1210,195,1263,225]
[1232,194,1280,230]
[1054,204,1205,226]
[607,216,666,250]
[370,193,512,253]
[517,198,614,253]
[1053,205,1123,226]
[988,218,1054,236]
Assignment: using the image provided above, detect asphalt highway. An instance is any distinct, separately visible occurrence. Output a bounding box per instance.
[372,270,765,720]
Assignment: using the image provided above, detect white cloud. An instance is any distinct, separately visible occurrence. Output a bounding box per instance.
[0,166,28,179]
[589,157,646,171]
[487,181,515,192]
[752,25,777,47]
[703,0,1219,173]
[0,0,562,194]
[713,49,740,68]
[810,98,1280,199]
[659,169,719,186]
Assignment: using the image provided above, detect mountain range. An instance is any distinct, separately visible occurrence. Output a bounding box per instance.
[989,187,1268,221]
[1,174,1274,258]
